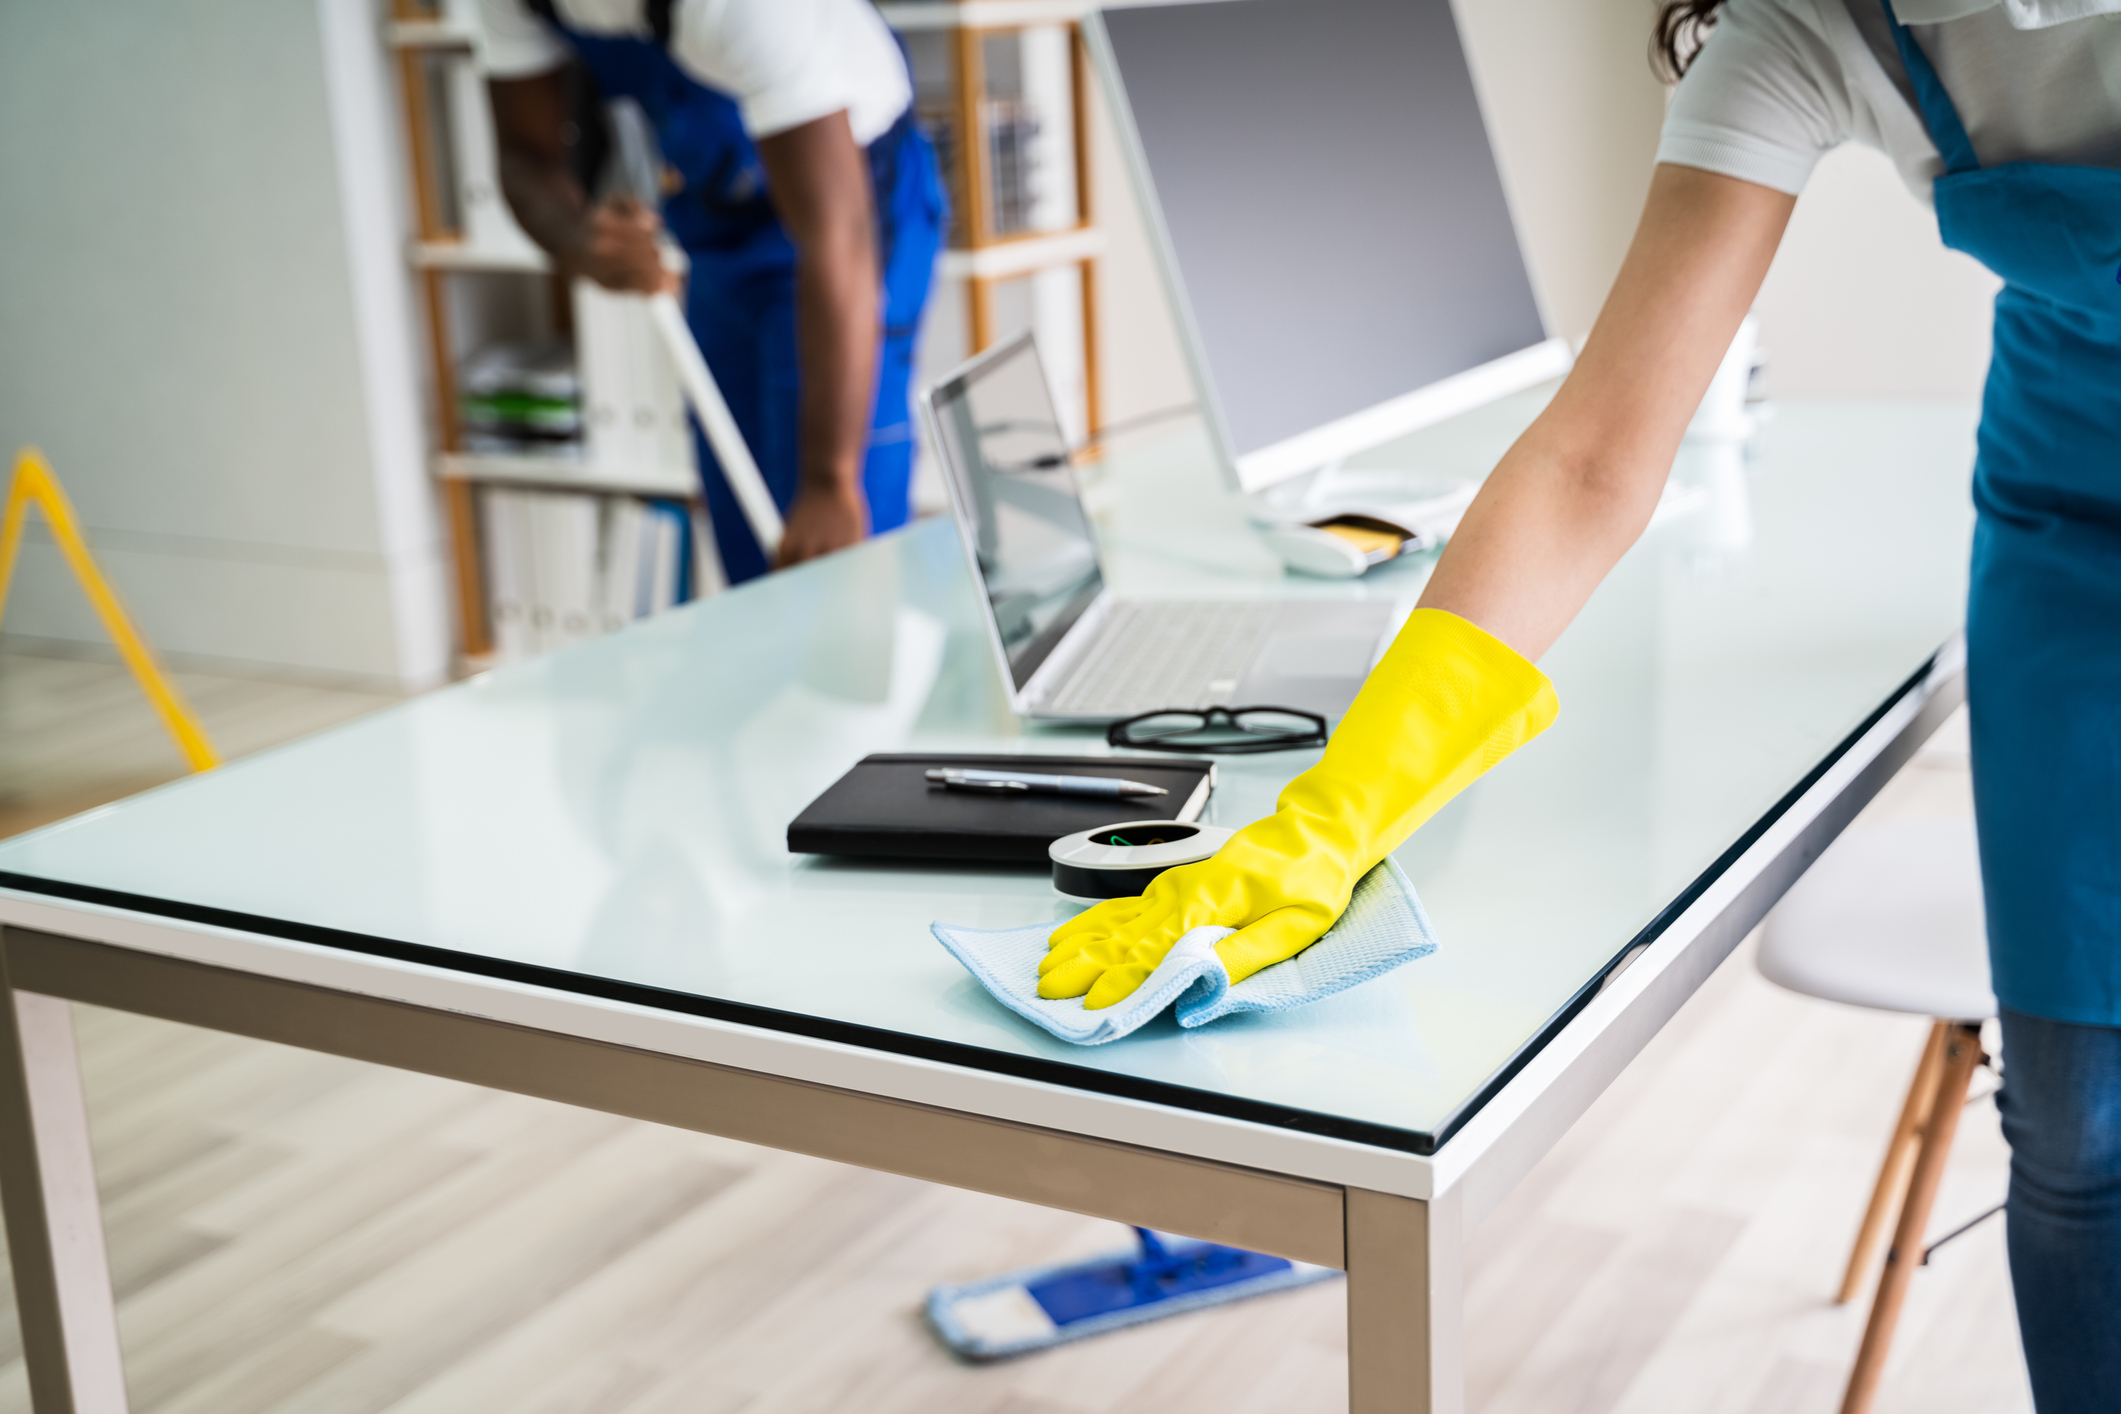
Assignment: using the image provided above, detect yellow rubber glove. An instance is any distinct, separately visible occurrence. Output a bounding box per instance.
[1040,608,1558,1009]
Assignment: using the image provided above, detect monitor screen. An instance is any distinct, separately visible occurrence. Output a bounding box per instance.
[928,338,1105,690]
[1095,0,1556,488]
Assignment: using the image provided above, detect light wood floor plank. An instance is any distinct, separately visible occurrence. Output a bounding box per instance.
[0,646,396,834]
[179,1082,493,1238]
[1739,1356,1846,1414]
[1465,1217,1623,1408]
[373,1156,857,1413]
[113,1112,635,1407]
[270,1128,745,1414]
[153,1327,368,1414]
[111,1144,488,1412]
[1485,1205,1749,1414]
[1610,1129,1872,1414]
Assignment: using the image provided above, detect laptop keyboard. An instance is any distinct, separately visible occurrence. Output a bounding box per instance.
[1047,600,1276,716]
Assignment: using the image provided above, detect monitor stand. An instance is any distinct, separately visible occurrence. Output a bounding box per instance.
[1243,458,1478,538]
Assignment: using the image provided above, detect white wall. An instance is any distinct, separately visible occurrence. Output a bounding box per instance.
[1454,0,1671,344]
[0,0,447,689]
[1083,55,1193,438]
[1753,143,1998,398]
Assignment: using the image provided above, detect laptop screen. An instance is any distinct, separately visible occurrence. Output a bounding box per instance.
[928,336,1105,691]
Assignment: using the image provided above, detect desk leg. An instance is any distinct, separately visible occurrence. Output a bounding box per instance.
[0,982,129,1414]
[1346,1186,1463,1414]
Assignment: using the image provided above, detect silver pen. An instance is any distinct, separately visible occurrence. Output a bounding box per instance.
[925,767,1168,799]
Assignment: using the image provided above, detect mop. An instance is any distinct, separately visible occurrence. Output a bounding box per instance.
[927,1227,1340,1361]
[647,293,782,559]
[607,98,784,560]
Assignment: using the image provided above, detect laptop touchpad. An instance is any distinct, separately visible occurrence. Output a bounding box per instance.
[1235,633,1376,717]
[1254,633,1376,680]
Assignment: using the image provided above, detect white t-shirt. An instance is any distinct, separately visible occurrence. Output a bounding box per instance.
[478,0,913,146]
[1658,0,2121,203]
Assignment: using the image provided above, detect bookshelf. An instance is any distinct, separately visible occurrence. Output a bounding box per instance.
[383,17,483,49]
[411,241,550,273]
[436,453,697,500]
[386,0,705,666]
[885,1,1106,442]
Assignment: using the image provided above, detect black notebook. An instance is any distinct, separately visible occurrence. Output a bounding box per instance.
[787,754,1217,863]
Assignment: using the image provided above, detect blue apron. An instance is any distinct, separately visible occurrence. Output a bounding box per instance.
[1882,3,2121,1025]
[539,16,945,585]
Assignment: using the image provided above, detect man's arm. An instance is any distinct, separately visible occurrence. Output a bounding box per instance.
[1417,164,1797,655]
[489,71,672,294]
[754,110,880,568]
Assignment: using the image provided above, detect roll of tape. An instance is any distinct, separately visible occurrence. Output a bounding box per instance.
[1048,820,1234,903]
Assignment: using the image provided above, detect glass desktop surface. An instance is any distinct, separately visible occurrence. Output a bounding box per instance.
[0,397,1977,1149]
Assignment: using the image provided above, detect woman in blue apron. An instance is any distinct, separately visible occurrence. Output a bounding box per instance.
[1041,1,2119,1403]
[1878,6,2121,1405]
[489,0,945,584]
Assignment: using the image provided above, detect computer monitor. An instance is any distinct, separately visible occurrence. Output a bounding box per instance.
[1088,0,1571,495]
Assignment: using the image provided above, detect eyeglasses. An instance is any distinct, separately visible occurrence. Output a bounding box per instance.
[1106,706,1328,755]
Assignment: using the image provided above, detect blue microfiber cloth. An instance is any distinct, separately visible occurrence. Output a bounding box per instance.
[931,859,1436,1045]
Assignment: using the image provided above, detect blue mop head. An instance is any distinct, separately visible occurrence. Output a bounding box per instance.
[926,1228,1339,1361]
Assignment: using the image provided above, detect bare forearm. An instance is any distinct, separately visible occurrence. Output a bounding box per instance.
[490,74,586,262]
[1417,410,1669,659]
[497,148,590,262]
[1418,165,1797,660]
[794,228,880,492]
[490,73,668,293]
[757,111,882,566]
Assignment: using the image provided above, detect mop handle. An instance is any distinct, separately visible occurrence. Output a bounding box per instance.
[647,290,785,559]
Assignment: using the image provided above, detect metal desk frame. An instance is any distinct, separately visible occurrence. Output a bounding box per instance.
[0,651,1964,1414]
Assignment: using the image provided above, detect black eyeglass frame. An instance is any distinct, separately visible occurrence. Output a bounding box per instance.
[1105,705,1329,755]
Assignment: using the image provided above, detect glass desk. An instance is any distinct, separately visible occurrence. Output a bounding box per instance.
[0,397,1974,1150]
[0,395,1975,1414]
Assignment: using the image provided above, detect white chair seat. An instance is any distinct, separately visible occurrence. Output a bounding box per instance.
[1760,818,1995,1021]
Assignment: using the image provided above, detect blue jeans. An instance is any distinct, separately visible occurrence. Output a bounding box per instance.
[1997,1007,2121,1412]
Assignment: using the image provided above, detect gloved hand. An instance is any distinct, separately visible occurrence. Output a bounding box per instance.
[1040,608,1558,1009]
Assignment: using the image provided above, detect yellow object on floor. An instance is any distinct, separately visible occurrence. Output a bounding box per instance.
[1040,608,1557,1009]
[0,449,219,773]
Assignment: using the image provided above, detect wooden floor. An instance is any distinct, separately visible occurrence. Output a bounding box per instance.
[0,647,2030,1413]
[0,648,402,839]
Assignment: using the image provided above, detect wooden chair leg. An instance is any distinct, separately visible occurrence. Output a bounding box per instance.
[1838,1021,1948,1304]
[1839,1021,1984,1414]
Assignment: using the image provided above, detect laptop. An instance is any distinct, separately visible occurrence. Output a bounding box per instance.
[918,333,1395,722]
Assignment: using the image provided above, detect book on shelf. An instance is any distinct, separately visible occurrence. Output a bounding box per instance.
[459,340,582,456]
[440,55,549,264]
[598,496,646,633]
[534,491,600,650]
[479,487,718,663]
[576,280,695,481]
[453,292,700,486]
[643,500,683,617]
[486,490,534,661]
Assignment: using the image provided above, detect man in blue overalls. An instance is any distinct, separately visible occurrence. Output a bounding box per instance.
[480,0,945,583]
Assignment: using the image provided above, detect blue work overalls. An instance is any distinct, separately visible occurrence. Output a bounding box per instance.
[1882,5,2121,1404]
[535,12,945,584]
